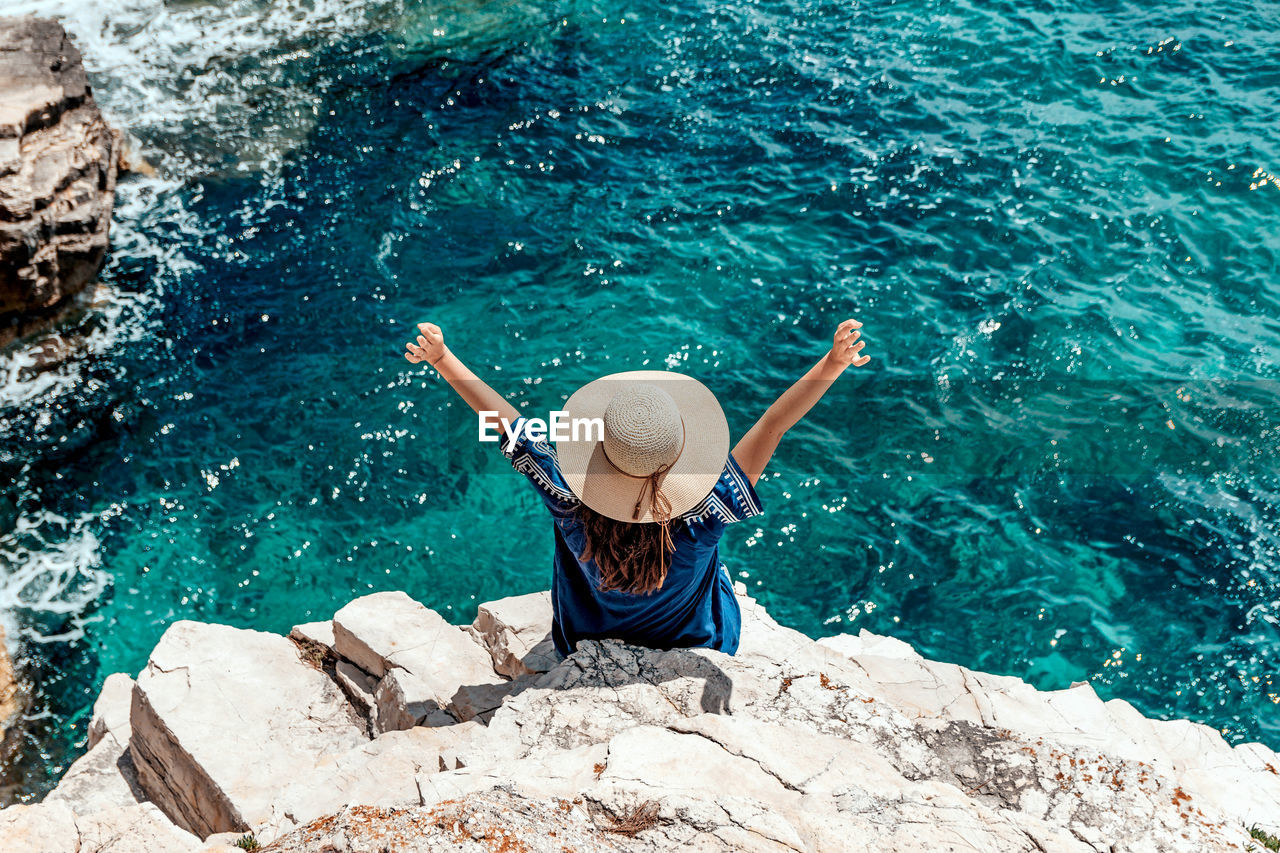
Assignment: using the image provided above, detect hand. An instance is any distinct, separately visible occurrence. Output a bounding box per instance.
[829,319,870,367]
[404,322,447,366]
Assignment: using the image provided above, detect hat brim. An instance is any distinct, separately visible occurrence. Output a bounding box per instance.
[556,370,729,523]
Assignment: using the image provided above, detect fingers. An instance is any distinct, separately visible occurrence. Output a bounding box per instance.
[831,318,870,366]
[834,318,862,337]
[836,328,861,344]
[834,319,863,355]
[834,338,866,357]
[404,321,444,367]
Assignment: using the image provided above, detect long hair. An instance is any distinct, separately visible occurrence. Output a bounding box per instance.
[576,503,674,595]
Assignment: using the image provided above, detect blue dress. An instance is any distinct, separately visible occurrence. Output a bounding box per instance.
[500,416,765,658]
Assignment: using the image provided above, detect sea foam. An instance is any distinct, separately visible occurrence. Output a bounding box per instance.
[0,510,110,648]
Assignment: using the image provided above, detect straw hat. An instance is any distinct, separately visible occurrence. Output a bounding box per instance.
[556,370,729,523]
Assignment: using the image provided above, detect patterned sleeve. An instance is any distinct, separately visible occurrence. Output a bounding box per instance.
[679,453,765,527]
[499,416,580,518]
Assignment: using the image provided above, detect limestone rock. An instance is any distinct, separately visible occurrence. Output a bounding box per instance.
[819,627,1280,841]
[44,673,145,818]
[198,831,252,852]
[0,17,117,344]
[454,632,1265,851]
[39,587,1280,852]
[259,792,625,853]
[334,659,379,732]
[129,620,369,838]
[332,591,509,730]
[466,590,559,677]
[87,671,134,748]
[416,742,609,807]
[76,801,203,852]
[43,730,145,816]
[419,718,484,771]
[0,800,79,853]
[0,799,201,853]
[253,721,485,844]
[817,629,923,661]
[253,727,448,844]
[734,587,833,667]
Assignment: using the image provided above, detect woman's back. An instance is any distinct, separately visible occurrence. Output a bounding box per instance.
[500,422,763,657]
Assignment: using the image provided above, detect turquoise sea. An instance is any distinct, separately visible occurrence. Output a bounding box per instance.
[2,0,1278,800]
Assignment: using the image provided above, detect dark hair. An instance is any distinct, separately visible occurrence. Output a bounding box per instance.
[576,503,674,595]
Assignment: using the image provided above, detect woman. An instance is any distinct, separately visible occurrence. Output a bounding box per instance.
[404,319,870,658]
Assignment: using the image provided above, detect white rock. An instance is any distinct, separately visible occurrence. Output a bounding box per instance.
[734,587,820,664]
[334,659,378,730]
[423,719,485,770]
[331,591,435,678]
[41,588,1280,852]
[261,789,624,853]
[468,636,1261,851]
[198,830,251,851]
[372,668,459,732]
[332,591,510,729]
[0,801,80,853]
[255,726,463,844]
[289,620,336,653]
[467,591,559,677]
[76,802,203,852]
[44,731,144,816]
[417,742,609,807]
[87,672,135,748]
[817,629,923,662]
[129,620,368,838]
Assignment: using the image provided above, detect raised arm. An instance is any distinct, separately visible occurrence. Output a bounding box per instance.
[404,322,519,429]
[731,319,870,486]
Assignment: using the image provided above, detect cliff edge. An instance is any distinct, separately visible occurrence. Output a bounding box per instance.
[2,586,1278,852]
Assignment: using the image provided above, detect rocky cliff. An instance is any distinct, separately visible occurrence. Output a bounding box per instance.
[0,16,118,347]
[2,586,1278,852]
[0,625,25,773]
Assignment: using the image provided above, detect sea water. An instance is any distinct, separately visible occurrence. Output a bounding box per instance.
[1,0,1277,800]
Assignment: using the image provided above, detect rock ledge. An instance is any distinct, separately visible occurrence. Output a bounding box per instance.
[3,587,1278,852]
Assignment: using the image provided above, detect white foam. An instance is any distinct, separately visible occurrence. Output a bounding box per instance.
[0,280,155,412]
[0,161,198,408]
[9,0,401,173]
[0,509,110,649]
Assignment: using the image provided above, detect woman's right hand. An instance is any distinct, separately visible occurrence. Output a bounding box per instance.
[405,322,447,366]
[829,319,870,367]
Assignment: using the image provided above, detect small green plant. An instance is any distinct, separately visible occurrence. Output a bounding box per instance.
[1249,824,1280,852]
[235,833,260,851]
